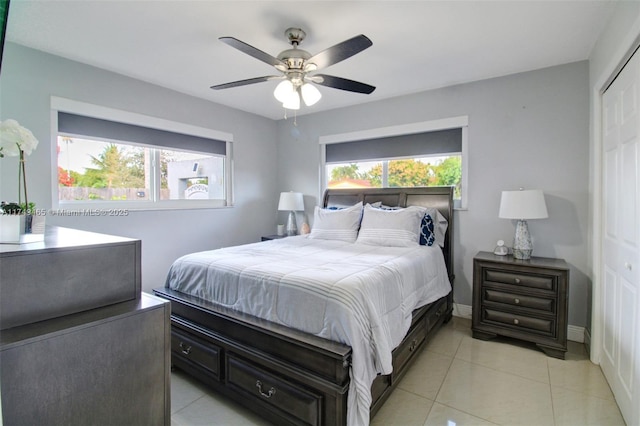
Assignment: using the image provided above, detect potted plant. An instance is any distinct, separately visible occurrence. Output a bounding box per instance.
[0,119,41,243]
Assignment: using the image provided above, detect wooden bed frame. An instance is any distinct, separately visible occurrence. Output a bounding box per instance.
[153,186,454,425]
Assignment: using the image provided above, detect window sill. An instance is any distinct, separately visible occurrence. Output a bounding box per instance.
[55,200,233,213]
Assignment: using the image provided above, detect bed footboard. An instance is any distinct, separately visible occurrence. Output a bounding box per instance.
[154,287,451,425]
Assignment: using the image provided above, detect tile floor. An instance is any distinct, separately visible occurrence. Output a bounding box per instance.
[171,317,626,425]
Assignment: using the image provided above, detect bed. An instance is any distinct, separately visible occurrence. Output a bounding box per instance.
[153,186,455,426]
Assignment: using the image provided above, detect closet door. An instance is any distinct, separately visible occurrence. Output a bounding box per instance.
[601,48,640,426]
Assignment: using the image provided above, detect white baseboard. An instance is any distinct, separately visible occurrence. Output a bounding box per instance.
[452,302,472,319]
[454,303,585,343]
[568,325,585,343]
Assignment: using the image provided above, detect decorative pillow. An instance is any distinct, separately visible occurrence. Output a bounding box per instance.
[420,208,448,248]
[356,204,425,247]
[420,213,436,246]
[308,202,363,242]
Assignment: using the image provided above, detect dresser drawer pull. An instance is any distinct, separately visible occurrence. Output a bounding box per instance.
[179,342,192,355]
[513,319,520,325]
[514,298,520,304]
[255,380,276,399]
[514,278,521,284]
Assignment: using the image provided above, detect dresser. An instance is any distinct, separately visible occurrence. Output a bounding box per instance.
[0,227,170,425]
[472,251,569,359]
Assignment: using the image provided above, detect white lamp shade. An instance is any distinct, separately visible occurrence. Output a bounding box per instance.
[282,90,300,110]
[301,83,322,106]
[499,189,548,220]
[274,80,295,103]
[278,192,304,211]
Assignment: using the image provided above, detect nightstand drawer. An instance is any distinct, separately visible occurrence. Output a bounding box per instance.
[484,309,554,335]
[484,269,555,291]
[484,289,554,313]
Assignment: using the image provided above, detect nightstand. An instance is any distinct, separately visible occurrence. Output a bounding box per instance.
[472,251,569,359]
[261,234,287,241]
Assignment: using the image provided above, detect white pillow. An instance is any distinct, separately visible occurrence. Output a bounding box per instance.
[356,204,425,247]
[308,202,363,243]
[422,207,448,248]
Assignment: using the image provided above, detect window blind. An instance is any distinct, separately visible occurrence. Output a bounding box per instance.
[325,128,462,163]
[58,112,226,155]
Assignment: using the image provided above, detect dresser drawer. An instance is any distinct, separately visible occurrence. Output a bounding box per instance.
[483,308,555,335]
[483,289,554,313]
[226,354,322,426]
[171,329,221,380]
[484,269,555,291]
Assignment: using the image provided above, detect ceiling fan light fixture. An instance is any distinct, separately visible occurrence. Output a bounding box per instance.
[301,83,322,106]
[213,28,375,112]
[274,80,295,103]
[282,90,301,110]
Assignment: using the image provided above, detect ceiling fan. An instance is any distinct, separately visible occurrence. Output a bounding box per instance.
[210,27,376,110]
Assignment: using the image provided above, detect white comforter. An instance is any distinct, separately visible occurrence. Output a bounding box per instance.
[166,236,451,426]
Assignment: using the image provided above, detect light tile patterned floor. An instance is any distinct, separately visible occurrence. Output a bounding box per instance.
[171,317,625,426]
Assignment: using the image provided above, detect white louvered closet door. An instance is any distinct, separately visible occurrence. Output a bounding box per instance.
[601,47,640,426]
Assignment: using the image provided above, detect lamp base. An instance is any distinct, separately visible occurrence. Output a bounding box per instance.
[285,210,298,236]
[512,219,533,260]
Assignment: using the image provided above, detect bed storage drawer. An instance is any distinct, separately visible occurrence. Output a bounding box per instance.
[226,353,323,426]
[171,328,221,381]
[392,320,426,374]
[425,298,448,333]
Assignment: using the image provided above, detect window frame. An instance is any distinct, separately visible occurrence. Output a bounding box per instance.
[319,116,468,209]
[51,97,234,210]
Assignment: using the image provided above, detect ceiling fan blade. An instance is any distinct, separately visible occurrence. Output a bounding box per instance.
[210,75,282,90]
[219,37,286,68]
[307,34,372,69]
[313,74,376,94]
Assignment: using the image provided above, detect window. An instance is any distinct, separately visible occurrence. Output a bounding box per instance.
[327,155,462,197]
[320,118,468,209]
[52,98,233,210]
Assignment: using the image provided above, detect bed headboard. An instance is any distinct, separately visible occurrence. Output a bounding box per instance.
[322,186,455,282]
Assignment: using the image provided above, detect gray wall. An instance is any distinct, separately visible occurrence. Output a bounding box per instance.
[276,61,591,328]
[0,43,279,293]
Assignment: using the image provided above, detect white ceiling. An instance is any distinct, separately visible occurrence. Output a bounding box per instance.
[6,1,616,120]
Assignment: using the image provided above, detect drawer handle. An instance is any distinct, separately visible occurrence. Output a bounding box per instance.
[255,380,276,399]
[409,338,419,352]
[179,342,192,355]
[513,318,520,325]
[514,298,520,304]
[514,278,521,284]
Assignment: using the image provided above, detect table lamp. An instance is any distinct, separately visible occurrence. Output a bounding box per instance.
[278,192,304,236]
[499,189,548,260]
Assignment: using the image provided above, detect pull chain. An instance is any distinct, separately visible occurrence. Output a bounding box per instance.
[282,109,298,126]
